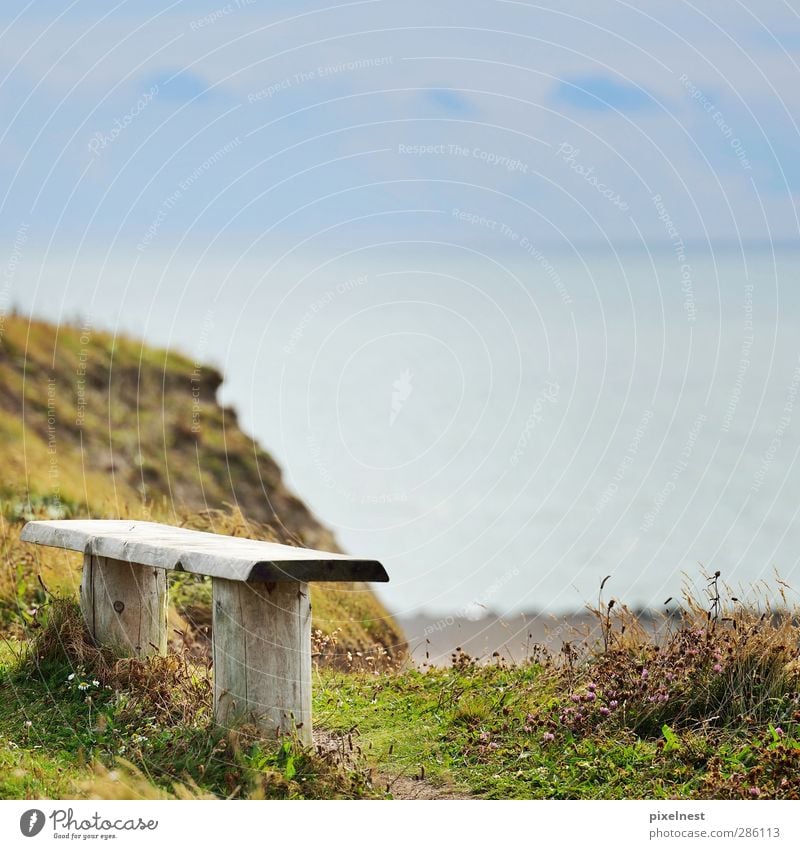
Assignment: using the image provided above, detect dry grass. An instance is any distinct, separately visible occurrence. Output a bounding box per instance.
[20,597,213,725]
[572,572,800,735]
[75,759,217,800]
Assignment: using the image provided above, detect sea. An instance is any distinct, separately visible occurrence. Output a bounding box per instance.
[13,243,800,621]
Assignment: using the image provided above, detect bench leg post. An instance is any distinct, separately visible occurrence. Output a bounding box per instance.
[212,578,312,745]
[79,554,168,657]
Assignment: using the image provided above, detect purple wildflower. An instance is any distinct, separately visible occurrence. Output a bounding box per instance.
[543,732,555,743]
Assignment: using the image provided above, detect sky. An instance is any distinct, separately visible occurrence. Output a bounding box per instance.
[1,0,799,259]
[5,2,800,616]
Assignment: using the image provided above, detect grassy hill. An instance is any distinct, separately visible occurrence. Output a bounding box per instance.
[0,312,403,654]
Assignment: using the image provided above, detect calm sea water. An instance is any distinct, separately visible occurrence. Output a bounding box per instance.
[15,245,800,616]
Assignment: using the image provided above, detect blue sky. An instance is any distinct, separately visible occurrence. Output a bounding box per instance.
[6,2,800,615]
[1,0,799,254]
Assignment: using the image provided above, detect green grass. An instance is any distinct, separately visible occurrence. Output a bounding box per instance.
[313,582,800,800]
[0,608,376,800]
[1,590,799,800]
[315,659,800,799]
[0,312,407,798]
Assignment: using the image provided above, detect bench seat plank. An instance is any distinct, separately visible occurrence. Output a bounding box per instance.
[21,519,388,583]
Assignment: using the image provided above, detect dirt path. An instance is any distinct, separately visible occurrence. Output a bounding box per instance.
[314,730,470,800]
[377,771,471,799]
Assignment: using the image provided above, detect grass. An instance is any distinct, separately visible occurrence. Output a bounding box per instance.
[0,311,404,798]
[0,600,378,800]
[315,663,799,799]
[314,576,800,799]
[1,576,798,800]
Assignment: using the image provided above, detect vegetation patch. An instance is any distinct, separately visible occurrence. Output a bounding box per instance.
[0,313,404,656]
[1,598,378,799]
[314,577,800,799]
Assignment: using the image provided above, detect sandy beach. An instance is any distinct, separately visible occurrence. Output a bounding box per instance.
[397,610,600,666]
[397,608,672,666]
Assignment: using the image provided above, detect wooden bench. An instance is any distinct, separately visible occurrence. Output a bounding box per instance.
[21,519,388,744]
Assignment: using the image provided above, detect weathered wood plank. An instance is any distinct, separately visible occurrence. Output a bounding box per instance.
[213,578,312,743]
[79,554,167,657]
[21,519,387,583]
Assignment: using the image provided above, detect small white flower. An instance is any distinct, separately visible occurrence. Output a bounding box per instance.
[24,720,32,728]
[78,682,89,691]
[67,673,75,681]
[92,680,100,687]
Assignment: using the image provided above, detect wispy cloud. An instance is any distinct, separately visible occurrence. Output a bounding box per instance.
[552,74,655,112]
[425,88,473,115]
[143,68,217,102]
